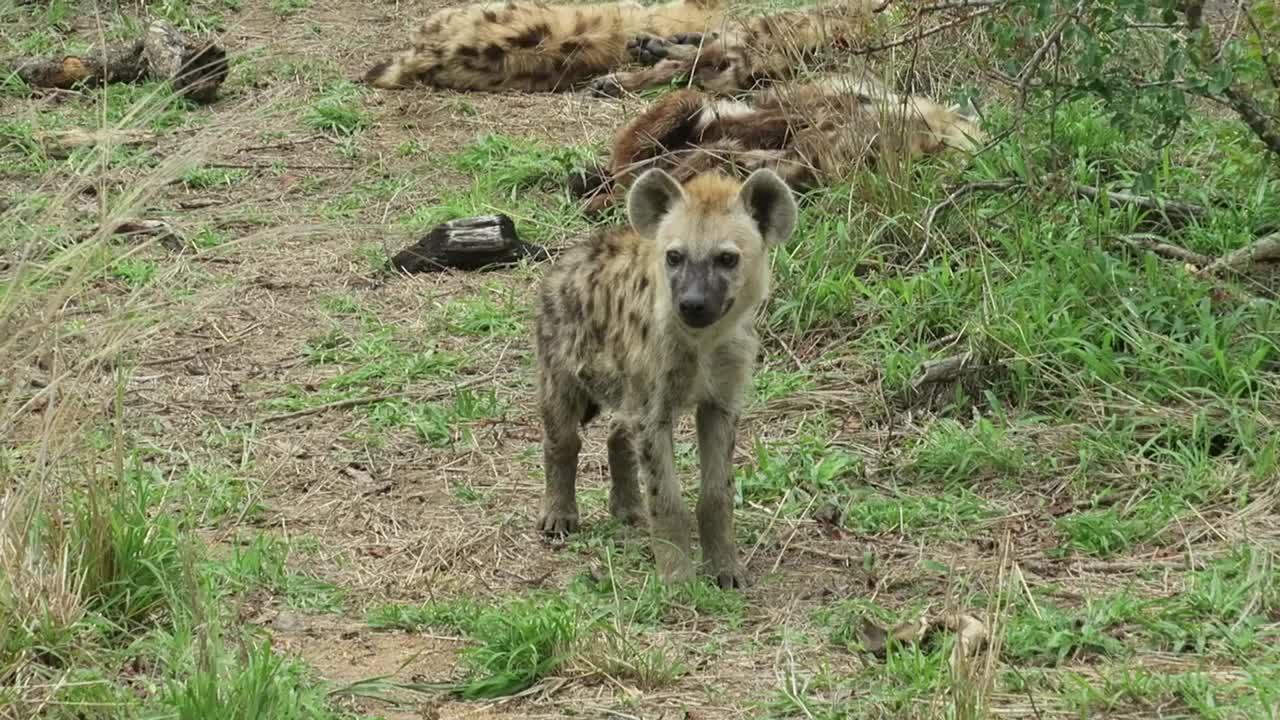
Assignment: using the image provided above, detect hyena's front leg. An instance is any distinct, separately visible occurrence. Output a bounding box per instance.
[637,419,695,583]
[696,403,745,588]
[607,420,645,526]
[538,388,585,535]
[588,58,695,98]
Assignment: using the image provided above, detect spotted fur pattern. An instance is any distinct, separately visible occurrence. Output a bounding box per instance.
[364,0,722,92]
[587,0,886,97]
[573,74,986,214]
[535,168,797,588]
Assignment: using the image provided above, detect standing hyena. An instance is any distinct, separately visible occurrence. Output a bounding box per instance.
[534,167,797,588]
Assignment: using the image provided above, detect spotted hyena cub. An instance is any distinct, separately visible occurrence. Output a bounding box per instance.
[534,167,797,588]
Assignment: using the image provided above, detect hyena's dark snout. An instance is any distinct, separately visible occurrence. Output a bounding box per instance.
[677,293,717,328]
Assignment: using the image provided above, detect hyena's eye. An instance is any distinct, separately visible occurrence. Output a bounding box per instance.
[715,252,739,269]
[665,250,684,268]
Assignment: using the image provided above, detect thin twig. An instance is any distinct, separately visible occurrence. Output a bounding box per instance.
[850,7,997,55]
[918,180,1021,263]
[1016,0,1085,113]
[205,162,354,170]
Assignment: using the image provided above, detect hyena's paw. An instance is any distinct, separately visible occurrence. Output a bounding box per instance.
[587,74,626,98]
[706,561,748,590]
[538,509,580,536]
[608,498,646,527]
[626,33,673,64]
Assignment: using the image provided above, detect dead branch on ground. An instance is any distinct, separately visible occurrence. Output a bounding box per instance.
[10,20,227,103]
[1197,232,1280,277]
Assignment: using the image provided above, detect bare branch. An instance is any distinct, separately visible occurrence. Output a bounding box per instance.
[1197,232,1280,277]
[1117,233,1213,268]
[1183,0,1280,158]
[1073,185,1207,226]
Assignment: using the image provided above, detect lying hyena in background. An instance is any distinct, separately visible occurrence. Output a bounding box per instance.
[363,0,884,94]
[534,167,797,589]
[572,75,985,214]
[363,0,723,92]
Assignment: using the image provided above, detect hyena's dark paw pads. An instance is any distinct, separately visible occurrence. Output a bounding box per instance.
[538,510,580,536]
[626,34,674,64]
[587,74,626,98]
[669,31,714,45]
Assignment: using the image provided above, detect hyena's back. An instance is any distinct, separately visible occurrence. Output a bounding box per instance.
[365,0,723,92]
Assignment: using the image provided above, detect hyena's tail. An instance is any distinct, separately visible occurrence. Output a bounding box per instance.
[362,50,418,89]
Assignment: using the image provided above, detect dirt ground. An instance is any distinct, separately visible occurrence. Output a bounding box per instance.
[4,0,1277,718]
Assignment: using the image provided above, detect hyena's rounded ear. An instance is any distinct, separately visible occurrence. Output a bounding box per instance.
[740,168,797,246]
[627,168,685,237]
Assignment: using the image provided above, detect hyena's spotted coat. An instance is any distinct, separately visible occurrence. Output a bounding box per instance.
[587,0,885,97]
[364,0,722,92]
[573,75,985,214]
[534,168,797,588]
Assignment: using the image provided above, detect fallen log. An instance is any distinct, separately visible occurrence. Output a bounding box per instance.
[9,21,227,103]
[389,214,552,273]
[13,40,147,89]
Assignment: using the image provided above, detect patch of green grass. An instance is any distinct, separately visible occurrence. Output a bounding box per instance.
[161,633,339,720]
[737,436,863,510]
[364,390,504,447]
[206,534,345,613]
[752,367,815,403]
[181,166,247,189]
[398,134,597,244]
[436,287,526,338]
[366,598,482,633]
[905,416,1029,484]
[110,258,159,287]
[270,0,311,16]
[303,82,371,136]
[1056,507,1168,558]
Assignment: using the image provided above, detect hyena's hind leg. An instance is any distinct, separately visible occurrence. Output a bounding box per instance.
[606,420,645,526]
[537,375,593,535]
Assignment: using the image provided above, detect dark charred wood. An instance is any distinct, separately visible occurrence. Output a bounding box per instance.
[389,214,552,273]
[142,20,228,103]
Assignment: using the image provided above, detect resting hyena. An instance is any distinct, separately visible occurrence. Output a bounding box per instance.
[574,75,985,213]
[534,167,797,589]
[363,0,722,92]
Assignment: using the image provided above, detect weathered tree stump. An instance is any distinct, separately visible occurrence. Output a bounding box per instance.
[141,20,228,103]
[390,215,552,273]
[9,21,227,103]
